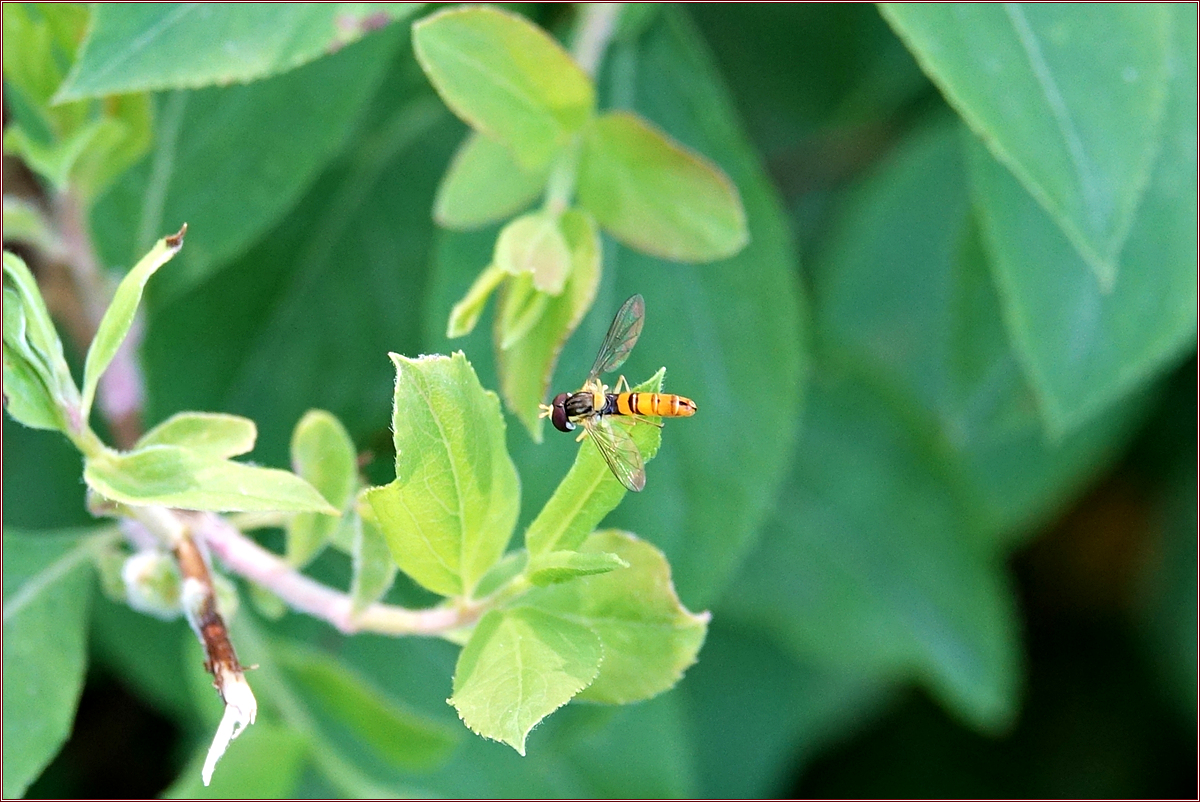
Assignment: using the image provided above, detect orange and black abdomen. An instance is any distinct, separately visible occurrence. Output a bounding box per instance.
[612,392,697,418]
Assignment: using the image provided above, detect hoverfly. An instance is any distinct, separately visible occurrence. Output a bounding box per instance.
[539,294,696,492]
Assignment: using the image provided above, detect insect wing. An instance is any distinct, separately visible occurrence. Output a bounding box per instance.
[587,294,645,381]
[583,415,646,492]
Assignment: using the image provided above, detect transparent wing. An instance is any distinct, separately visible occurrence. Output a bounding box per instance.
[587,294,645,381]
[582,415,646,492]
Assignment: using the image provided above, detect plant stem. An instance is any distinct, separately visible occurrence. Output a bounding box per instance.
[192,512,480,636]
[572,2,622,78]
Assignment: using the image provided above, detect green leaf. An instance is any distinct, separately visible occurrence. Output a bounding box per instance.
[136,411,257,458]
[364,352,519,597]
[450,607,602,755]
[3,252,78,419]
[577,111,748,262]
[275,641,459,771]
[494,210,572,294]
[496,208,601,438]
[164,719,309,799]
[2,343,66,431]
[3,118,105,190]
[967,10,1196,435]
[412,6,594,171]
[435,131,546,229]
[2,196,61,256]
[524,370,663,555]
[80,224,186,422]
[447,262,506,338]
[3,529,99,797]
[285,410,358,566]
[880,3,1171,288]
[495,272,548,350]
[526,549,628,587]
[725,368,1022,731]
[91,25,405,299]
[2,3,89,119]
[522,530,708,704]
[56,4,422,100]
[813,120,1145,541]
[349,512,398,614]
[84,445,338,513]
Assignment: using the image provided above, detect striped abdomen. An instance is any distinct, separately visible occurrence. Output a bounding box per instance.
[610,392,697,418]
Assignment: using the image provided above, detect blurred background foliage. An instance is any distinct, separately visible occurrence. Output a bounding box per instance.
[4,3,1195,798]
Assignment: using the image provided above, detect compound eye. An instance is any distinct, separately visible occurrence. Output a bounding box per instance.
[550,393,574,432]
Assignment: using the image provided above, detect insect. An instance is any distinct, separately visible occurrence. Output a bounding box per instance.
[539,294,696,492]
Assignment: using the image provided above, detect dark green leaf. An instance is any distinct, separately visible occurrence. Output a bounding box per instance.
[725,367,1022,731]
[412,6,594,171]
[881,3,1171,287]
[164,719,309,799]
[813,121,1145,541]
[91,26,405,299]
[57,4,421,99]
[967,11,1196,435]
[274,641,459,771]
[3,529,100,797]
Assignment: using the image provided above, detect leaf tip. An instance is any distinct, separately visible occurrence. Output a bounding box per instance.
[166,223,188,249]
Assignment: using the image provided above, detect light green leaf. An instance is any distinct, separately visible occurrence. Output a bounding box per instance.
[524,370,663,555]
[84,444,338,513]
[275,641,459,771]
[412,6,594,171]
[522,530,708,704]
[880,3,1171,287]
[349,512,398,614]
[364,352,519,597]
[80,224,186,422]
[3,529,100,798]
[2,341,66,431]
[286,409,358,566]
[526,549,628,587]
[164,719,309,799]
[435,131,546,229]
[2,3,89,122]
[496,208,601,438]
[450,607,602,755]
[496,272,548,350]
[3,195,62,256]
[3,118,105,190]
[967,10,1196,435]
[577,111,748,262]
[494,210,571,294]
[56,4,422,100]
[3,252,78,415]
[447,262,506,338]
[136,411,257,458]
